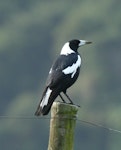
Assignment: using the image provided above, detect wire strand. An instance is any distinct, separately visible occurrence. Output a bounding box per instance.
[0,115,121,134]
[77,119,121,134]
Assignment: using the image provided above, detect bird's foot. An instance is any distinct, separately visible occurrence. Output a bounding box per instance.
[68,102,81,108]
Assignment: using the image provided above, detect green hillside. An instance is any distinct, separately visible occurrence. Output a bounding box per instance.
[0,0,121,150]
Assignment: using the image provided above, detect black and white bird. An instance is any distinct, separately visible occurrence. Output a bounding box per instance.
[35,39,92,116]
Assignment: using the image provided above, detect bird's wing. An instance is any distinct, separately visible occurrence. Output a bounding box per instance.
[46,54,79,88]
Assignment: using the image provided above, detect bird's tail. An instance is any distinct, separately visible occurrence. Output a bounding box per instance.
[35,87,60,116]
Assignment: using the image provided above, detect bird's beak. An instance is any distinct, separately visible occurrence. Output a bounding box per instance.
[79,40,92,46]
[85,41,92,44]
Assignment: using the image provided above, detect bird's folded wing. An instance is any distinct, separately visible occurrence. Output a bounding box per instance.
[46,54,78,88]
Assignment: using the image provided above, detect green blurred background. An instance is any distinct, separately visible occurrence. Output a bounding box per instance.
[0,0,121,149]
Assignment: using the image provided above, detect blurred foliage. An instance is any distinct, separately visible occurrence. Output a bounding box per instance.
[0,0,121,150]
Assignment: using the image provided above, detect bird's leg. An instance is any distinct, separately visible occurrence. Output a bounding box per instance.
[59,94,66,103]
[63,92,74,104]
[64,92,81,107]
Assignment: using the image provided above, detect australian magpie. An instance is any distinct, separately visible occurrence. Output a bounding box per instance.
[35,39,92,116]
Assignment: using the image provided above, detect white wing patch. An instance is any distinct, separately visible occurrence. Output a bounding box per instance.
[49,68,52,74]
[62,55,81,78]
[40,88,52,108]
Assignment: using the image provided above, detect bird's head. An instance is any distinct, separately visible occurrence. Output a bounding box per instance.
[60,39,92,55]
[69,39,92,52]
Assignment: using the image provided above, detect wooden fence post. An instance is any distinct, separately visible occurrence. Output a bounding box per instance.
[48,101,79,150]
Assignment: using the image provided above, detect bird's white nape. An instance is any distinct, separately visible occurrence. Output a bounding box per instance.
[60,42,75,55]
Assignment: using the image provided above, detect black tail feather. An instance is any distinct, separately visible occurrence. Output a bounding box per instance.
[35,106,42,116]
[35,87,61,116]
[34,100,53,116]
